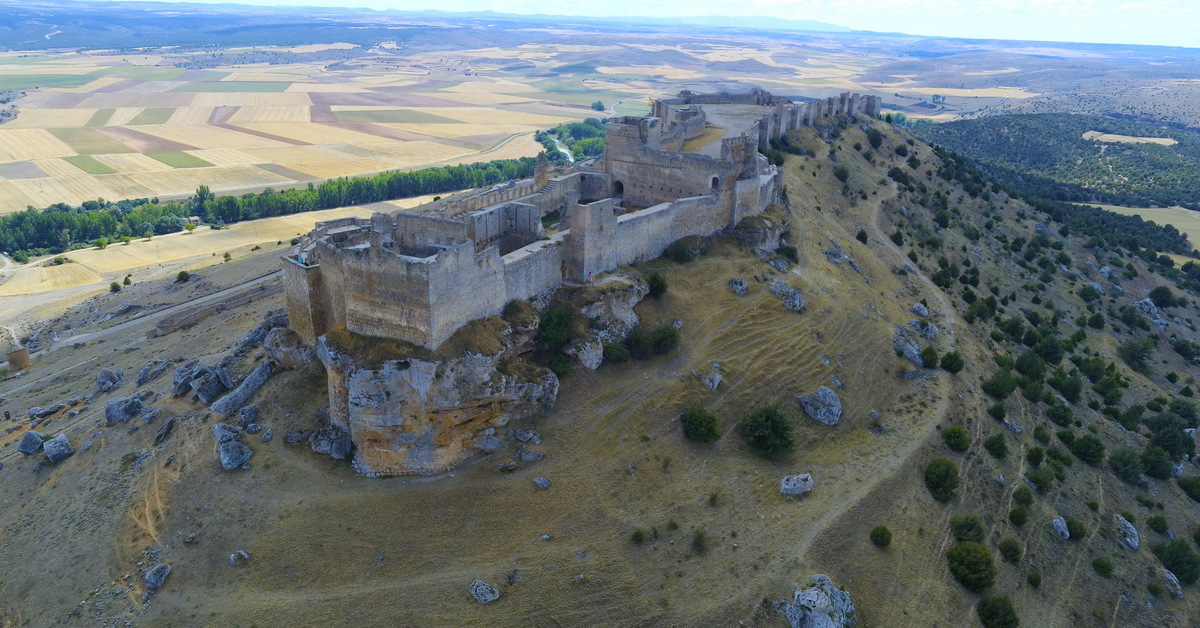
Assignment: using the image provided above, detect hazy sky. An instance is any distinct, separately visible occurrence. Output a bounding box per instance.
[115,0,1199,48]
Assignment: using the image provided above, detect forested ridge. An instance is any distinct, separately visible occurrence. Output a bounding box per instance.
[912,113,1200,210]
[0,157,536,260]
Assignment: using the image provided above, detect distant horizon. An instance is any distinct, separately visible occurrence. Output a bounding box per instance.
[67,0,1200,49]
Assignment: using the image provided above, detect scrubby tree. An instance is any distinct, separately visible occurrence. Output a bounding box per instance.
[921,345,940,369]
[984,434,1008,459]
[1153,539,1200,584]
[739,405,794,458]
[870,525,892,547]
[924,458,960,502]
[941,426,970,452]
[1109,446,1144,484]
[951,514,986,542]
[646,272,667,298]
[1070,434,1106,465]
[1092,556,1114,577]
[947,542,996,592]
[1118,336,1156,372]
[999,538,1021,564]
[940,350,964,373]
[976,596,1019,628]
[680,407,719,443]
[1180,476,1200,503]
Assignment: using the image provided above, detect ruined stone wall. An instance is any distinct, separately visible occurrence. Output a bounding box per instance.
[564,199,618,282]
[612,195,726,266]
[503,235,565,303]
[341,245,437,345]
[427,244,507,347]
[392,213,467,249]
[466,202,541,247]
[282,256,325,345]
[606,142,728,209]
[732,174,777,225]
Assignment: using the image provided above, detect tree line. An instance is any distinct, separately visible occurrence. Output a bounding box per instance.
[0,157,537,259]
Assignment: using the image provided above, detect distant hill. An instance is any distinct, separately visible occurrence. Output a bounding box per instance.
[913,113,1200,210]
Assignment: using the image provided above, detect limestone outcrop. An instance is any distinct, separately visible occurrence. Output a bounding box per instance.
[318,321,558,477]
[784,574,856,628]
[797,387,842,426]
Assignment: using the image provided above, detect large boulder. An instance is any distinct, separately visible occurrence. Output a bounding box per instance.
[768,279,806,312]
[1164,569,1184,599]
[892,327,923,367]
[797,387,842,426]
[785,574,856,628]
[309,425,353,460]
[213,423,252,470]
[43,433,74,463]
[1116,514,1139,550]
[1135,298,1169,330]
[105,397,144,425]
[136,360,172,387]
[190,373,228,405]
[17,430,45,455]
[780,474,813,496]
[468,579,500,604]
[237,309,289,352]
[211,361,273,414]
[1052,517,1070,539]
[263,327,317,367]
[729,278,748,297]
[144,563,171,591]
[910,302,930,317]
[95,368,125,394]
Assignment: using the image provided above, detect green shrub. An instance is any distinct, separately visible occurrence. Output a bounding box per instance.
[976,596,1019,628]
[1118,336,1156,372]
[947,542,996,592]
[952,514,986,543]
[987,403,1007,421]
[921,345,940,369]
[1092,556,1114,578]
[649,324,679,355]
[870,525,892,547]
[538,305,577,351]
[692,528,707,553]
[1046,404,1073,426]
[999,538,1021,564]
[1180,477,1200,503]
[667,239,696,263]
[1147,515,1169,534]
[941,426,970,452]
[1109,446,1144,484]
[1013,485,1033,506]
[603,342,630,363]
[646,272,667,298]
[982,369,1019,400]
[1147,582,1164,597]
[776,245,798,263]
[1143,445,1173,480]
[940,350,964,373]
[1152,539,1200,584]
[550,354,572,375]
[624,326,652,358]
[1194,526,1200,548]
[1027,570,1042,588]
[109,281,121,293]
[1026,447,1044,468]
[680,407,720,443]
[175,270,191,283]
[855,229,868,244]
[1026,467,1055,493]
[1066,518,1087,540]
[631,529,646,544]
[1070,434,1106,465]
[984,434,1008,459]
[739,405,794,458]
[924,458,960,502]
[1008,505,1029,527]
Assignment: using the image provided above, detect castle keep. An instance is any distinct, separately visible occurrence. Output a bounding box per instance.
[283,89,881,351]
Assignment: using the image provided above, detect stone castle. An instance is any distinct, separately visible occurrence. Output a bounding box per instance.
[283,88,880,350]
[280,88,880,475]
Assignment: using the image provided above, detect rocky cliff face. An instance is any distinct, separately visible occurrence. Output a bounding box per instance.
[317,324,558,477]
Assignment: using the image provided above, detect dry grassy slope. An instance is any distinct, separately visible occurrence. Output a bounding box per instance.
[802,124,1200,627]
[1,121,1198,627]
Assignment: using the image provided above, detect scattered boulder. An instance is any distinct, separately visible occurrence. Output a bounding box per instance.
[105,397,144,425]
[473,434,504,453]
[263,327,317,367]
[211,361,274,414]
[190,372,228,405]
[892,327,923,367]
[532,476,551,489]
[908,318,938,340]
[1116,515,1139,550]
[238,406,259,427]
[43,433,73,463]
[144,563,171,591]
[17,430,45,455]
[910,302,930,317]
[1134,298,1169,330]
[310,425,353,460]
[797,387,842,426]
[768,279,806,312]
[1052,517,1070,539]
[136,360,172,387]
[261,429,273,443]
[172,362,200,396]
[245,423,262,435]
[693,368,722,391]
[213,423,252,470]
[780,474,813,496]
[95,369,125,394]
[784,574,856,628]
[28,404,65,420]
[517,446,545,464]
[513,430,541,445]
[1164,569,1184,599]
[154,417,176,445]
[468,579,500,604]
[237,309,288,352]
[729,278,748,297]
[1172,461,1184,479]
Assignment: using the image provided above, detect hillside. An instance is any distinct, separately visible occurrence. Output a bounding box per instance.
[911,113,1200,210]
[1,117,1199,626]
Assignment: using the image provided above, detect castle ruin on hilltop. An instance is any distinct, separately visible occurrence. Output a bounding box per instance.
[282,89,882,351]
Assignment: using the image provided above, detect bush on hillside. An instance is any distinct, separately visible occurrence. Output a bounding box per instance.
[941,426,970,452]
[870,525,892,548]
[1070,434,1106,465]
[951,514,986,543]
[646,272,667,298]
[976,596,1019,628]
[998,538,1021,564]
[924,458,960,502]
[984,434,1008,459]
[1108,446,1144,484]
[1152,539,1200,584]
[739,405,794,459]
[680,407,720,443]
[947,542,996,592]
[940,350,964,373]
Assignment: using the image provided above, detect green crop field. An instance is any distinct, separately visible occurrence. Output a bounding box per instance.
[170,81,291,93]
[47,128,134,154]
[129,108,177,125]
[146,151,214,168]
[333,109,463,124]
[85,109,115,127]
[63,155,118,174]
